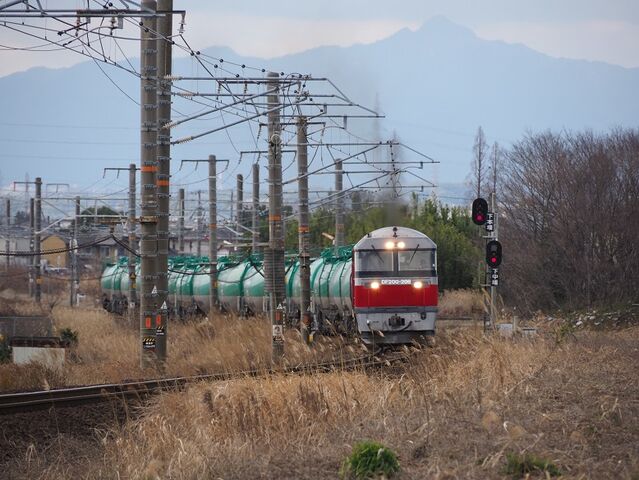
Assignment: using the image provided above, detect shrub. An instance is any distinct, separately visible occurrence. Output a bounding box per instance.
[0,335,11,363]
[505,452,561,478]
[60,327,79,345]
[340,440,400,479]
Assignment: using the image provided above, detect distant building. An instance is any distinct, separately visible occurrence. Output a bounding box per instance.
[42,234,67,268]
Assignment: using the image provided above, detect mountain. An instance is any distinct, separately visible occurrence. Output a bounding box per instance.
[1,16,637,207]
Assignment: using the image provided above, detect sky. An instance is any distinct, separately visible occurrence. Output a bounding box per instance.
[0,0,638,77]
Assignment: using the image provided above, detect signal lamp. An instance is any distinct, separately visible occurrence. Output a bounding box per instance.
[413,281,423,289]
[370,281,380,289]
[397,241,406,249]
[472,198,489,226]
[384,241,394,249]
[486,240,502,267]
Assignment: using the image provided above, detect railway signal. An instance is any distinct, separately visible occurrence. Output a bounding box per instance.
[486,240,502,268]
[472,198,488,225]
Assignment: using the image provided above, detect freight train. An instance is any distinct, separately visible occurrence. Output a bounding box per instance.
[101,226,438,345]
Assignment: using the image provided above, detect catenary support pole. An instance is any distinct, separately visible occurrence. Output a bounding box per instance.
[196,190,202,256]
[70,196,80,306]
[208,155,218,316]
[297,116,312,344]
[178,188,185,253]
[5,199,10,271]
[334,159,344,251]
[29,197,34,297]
[236,174,243,247]
[139,0,159,368]
[265,72,286,362]
[34,177,42,303]
[252,163,259,252]
[155,0,173,363]
[128,163,137,318]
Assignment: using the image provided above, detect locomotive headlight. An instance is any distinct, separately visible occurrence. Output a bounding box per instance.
[397,241,406,249]
[413,281,423,289]
[370,281,380,289]
[384,241,394,249]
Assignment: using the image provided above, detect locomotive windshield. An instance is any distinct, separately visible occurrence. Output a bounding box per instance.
[355,250,393,272]
[398,249,436,273]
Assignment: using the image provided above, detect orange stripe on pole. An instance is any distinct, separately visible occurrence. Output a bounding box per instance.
[156,180,169,186]
[268,215,281,221]
[141,166,157,172]
[209,224,217,228]
[298,226,309,233]
[145,317,151,328]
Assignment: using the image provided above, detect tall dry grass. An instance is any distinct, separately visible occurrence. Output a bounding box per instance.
[438,289,484,317]
[24,327,630,479]
[0,301,359,392]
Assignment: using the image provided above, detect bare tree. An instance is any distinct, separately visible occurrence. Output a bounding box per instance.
[489,142,500,194]
[500,128,639,312]
[469,126,488,199]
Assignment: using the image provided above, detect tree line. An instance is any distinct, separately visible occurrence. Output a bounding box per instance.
[498,128,639,312]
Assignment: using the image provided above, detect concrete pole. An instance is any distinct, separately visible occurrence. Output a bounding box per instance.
[70,196,80,306]
[297,116,312,344]
[178,188,185,253]
[155,0,173,363]
[5,199,10,271]
[489,191,497,329]
[236,174,243,247]
[334,159,345,252]
[34,177,42,303]
[29,197,34,297]
[128,163,137,316]
[196,191,202,256]
[266,72,286,361]
[208,155,218,316]
[139,0,159,368]
[252,163,260,252]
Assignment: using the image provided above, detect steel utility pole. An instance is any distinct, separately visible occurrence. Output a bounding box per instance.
[155,0,173,364]
[297,116,312,344]
[196,190,202,256]
[265,72,286,361]
[70,196,80,306]
[178,188,185,253]
[208,155,218,316]
[5,199,10,271]
[34,177,42,303]
[236,174,243,247]
[252,163,260,252]
[334,159,345,252]
[129,164,137,318]
[139,0,159,368]
[29,198,34,297]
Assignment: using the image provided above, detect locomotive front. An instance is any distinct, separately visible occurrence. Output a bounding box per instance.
[352,226,437,345]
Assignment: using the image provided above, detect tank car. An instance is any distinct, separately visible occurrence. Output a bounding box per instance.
[100,225,437,346]
[352,226,437,345]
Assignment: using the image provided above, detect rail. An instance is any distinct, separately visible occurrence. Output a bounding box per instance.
[0,348,411,415]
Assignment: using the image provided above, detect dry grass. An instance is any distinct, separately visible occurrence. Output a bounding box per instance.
[6,325,637,479]
[438,289,484,317]
[0,298,359,392]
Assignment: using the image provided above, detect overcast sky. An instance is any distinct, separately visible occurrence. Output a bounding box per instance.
[0,0,638,77]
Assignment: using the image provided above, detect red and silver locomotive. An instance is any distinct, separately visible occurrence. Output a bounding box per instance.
[352,226,438,345]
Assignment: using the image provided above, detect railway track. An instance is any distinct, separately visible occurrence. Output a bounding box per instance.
[0,348,413,415]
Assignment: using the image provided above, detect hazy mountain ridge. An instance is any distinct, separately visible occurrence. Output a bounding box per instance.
[1,16,637,202]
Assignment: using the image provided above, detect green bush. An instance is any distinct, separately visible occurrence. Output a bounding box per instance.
[505,452,561,478]
[60,327,79,345]
[0,335,11,363]
[340,440,400,479]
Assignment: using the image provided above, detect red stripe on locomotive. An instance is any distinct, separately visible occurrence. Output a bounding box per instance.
[352,284,438,308]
